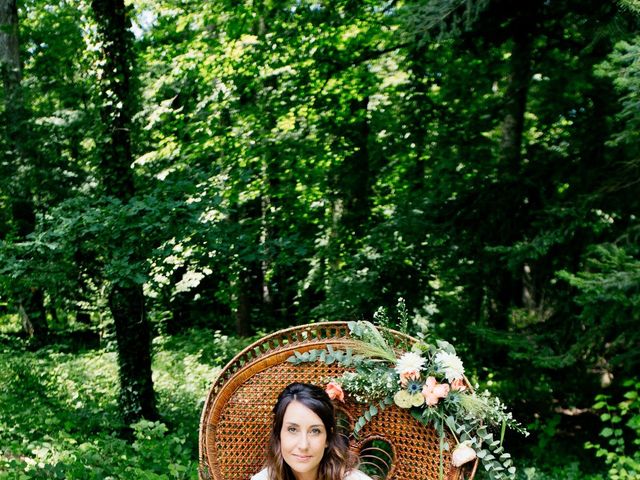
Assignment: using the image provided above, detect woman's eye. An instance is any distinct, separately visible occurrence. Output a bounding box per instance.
[287,426,297,433]
[310,428,321,435]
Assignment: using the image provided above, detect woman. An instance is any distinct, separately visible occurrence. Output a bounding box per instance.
[251,382,373,480]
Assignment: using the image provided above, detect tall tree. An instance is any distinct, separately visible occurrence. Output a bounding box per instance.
[487,1,538,330]
[91,0,156,423]
[0,0,47,338]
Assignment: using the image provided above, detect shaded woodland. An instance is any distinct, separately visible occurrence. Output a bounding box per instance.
[1,0,639,478]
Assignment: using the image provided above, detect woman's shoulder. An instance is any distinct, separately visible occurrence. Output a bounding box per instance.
[250,468,269,480]
[345,470,374,480]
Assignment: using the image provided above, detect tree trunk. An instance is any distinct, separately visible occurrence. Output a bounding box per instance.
[406,44,431,191]
[498,28,532,175]
[0,0,21,117]
[91,0,157,423]
[91,0,136,196]
[109,282,156,424]
[18,292,46,338]
[231,6,273,334]
[1,0,48,339]
[336,92,372,234]
[324,84,372,278]
[489,20,533,330]
[233,198,264,337]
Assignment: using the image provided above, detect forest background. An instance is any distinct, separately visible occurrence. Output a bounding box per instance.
[1,0,639,479]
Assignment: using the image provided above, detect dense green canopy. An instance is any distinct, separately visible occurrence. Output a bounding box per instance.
[1,0,639,478]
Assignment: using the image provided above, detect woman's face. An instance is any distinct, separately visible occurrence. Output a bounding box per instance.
[279,400,328,480]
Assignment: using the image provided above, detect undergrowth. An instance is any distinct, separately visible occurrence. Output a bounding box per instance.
[0,328,254,479]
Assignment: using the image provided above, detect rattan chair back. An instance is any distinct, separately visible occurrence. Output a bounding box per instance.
[199,322,477,480]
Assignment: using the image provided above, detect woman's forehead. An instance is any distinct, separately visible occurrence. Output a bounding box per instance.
[282,400,324,426]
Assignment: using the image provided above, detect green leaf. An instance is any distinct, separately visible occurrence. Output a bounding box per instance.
[445,415,456,432]
[601,427,614,437]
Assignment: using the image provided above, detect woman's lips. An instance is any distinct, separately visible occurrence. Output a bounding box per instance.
[293,455,312,461]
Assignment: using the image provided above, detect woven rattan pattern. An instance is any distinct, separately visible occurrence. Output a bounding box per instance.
[199,322,476,480]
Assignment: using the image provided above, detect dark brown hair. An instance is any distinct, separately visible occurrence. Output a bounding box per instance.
[265,382,357,480]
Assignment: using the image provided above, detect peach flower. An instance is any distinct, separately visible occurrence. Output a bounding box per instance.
[399,369,421,388]
[325,381,345,402]
[451,443,477,467]
[422,376,450,406]
[451,378,467,392]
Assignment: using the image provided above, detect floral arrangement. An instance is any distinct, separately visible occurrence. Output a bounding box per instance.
[287,307,528,480]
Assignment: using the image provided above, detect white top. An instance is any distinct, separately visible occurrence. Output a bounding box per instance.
[250,468,373,480]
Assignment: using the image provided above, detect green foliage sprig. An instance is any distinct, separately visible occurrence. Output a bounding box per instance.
[586,379,640,479]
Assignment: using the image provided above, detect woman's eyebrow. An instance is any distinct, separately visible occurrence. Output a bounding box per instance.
[284,422,324,428]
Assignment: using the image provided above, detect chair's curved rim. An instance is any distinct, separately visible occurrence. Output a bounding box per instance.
[198,321,479,480]
[199,322,352,430]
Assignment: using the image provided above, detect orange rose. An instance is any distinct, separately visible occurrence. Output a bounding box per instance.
[325,381,345,402]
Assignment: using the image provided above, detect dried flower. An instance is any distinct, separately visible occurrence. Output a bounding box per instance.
[394,389,424,408]
[405,379,423,395]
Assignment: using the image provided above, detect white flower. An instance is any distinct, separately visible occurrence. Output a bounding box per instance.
[434,351,464,382]
[451,442,477,467]
[174,270,205,294]
[395,352,426,375]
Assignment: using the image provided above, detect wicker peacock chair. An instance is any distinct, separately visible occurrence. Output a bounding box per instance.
[199,322,478,480]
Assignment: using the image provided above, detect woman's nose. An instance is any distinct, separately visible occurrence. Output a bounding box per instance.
[298,434,309,449]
